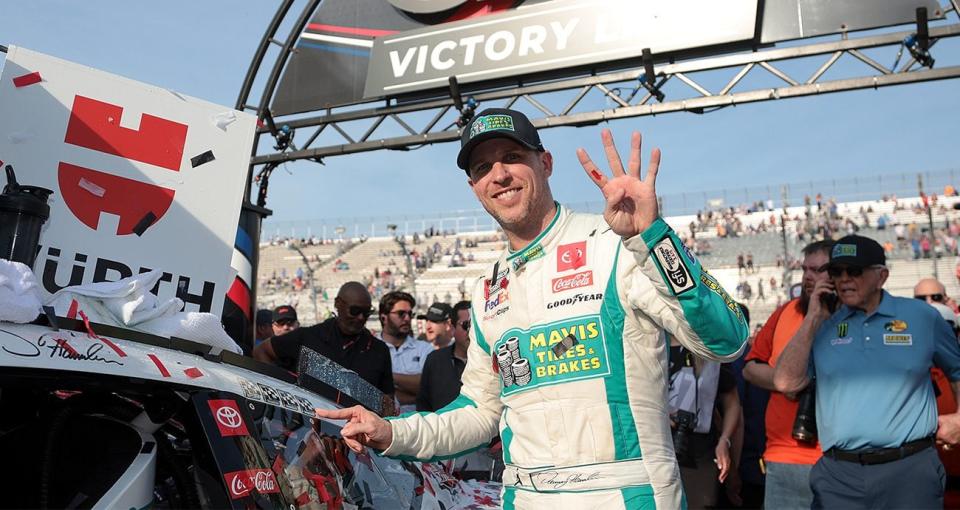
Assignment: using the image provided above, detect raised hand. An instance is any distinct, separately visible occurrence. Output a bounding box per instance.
[315,405,393,453]
[577,129,662,238]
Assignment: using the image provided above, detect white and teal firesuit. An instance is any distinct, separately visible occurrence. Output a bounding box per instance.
[382,205,748,509]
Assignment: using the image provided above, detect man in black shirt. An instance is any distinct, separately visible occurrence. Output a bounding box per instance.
[253,282,394,398]
[416,300,471,412]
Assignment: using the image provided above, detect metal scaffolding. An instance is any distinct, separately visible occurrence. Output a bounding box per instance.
[238,3,960,175]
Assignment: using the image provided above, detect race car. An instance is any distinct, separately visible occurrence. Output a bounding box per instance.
[0,319,500,509]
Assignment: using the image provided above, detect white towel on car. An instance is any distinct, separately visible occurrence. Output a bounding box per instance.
[46,270,241,355]
[0,259,43,323]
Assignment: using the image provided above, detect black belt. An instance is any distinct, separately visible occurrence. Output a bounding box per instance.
[824,437,935,465]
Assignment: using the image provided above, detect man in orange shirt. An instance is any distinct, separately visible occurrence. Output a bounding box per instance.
[743,240,833,508]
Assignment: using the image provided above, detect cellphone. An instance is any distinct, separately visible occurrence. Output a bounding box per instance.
[819,292,838,312]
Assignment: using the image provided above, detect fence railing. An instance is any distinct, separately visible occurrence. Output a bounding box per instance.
[263,168,960,239]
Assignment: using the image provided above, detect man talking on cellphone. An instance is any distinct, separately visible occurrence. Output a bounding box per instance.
[774,234,960,509]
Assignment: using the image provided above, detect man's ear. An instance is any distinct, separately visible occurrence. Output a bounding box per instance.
[541,150,553,177]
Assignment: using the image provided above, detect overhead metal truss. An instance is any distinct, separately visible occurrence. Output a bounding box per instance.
[240,2,960,170]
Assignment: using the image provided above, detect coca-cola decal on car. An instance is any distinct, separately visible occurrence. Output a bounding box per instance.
[551,270,593,293]
[208,399,249,437]
[223,469,280,499]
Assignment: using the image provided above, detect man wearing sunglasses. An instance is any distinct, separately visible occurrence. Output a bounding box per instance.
[272,305,300,337]
[914,277,956,311]
[254,282,394,399]
[774,234,960,509]
[317,108,748,509]
[379,291,433,414]
[417,301,472,412]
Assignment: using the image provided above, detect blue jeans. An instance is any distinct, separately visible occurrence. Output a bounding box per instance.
[764,461,814,510]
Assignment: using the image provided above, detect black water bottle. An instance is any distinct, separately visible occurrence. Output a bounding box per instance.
[0,164,53,267]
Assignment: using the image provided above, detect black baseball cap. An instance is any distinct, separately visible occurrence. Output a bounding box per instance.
[255,309,273,326]
[418,302,454,322]
[457,108,544,170]
[273,305,298,322]
[828,235,886,268]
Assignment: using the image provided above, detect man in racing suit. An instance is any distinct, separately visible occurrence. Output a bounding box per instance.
[316,108,748,509]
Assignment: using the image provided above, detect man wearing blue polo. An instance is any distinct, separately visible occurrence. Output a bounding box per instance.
[773,234,960,509]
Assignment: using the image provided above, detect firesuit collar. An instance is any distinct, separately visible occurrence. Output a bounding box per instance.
[507,202,563,260]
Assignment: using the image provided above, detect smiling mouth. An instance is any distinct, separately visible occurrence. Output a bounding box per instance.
[492,188,521,200]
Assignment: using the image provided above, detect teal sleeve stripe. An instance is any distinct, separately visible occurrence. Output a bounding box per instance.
[501,408,514,464]
[471,307,491,354]
[620,485,656,509]
[639,217,671,246]
[601,244,643,460]
[643,220,747,357]
[503,485,517,510]
[380,394,488,462]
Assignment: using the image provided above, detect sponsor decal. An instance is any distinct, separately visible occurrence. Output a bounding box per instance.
[223,468,280,500]
[512,243,545,273]
[208,399,249,437]
[485,290,510,312]
[557,241,587,271]
[833,244,857,257]
[653,237,695,295]
[483,266,510,298]
[469,114,515,139]
[699,272,744,325]
[830,336,853,346]
[883,334,913,345]
[552,270,593,293]
[237,378,315,415]
[495,315,610,395]
[483,305,510,321]
[884,320,908,332]
[546,292,602,310]
[837,322,848,338]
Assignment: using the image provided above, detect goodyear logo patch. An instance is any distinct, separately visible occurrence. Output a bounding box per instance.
[837,322,849,337]
[470,114,515,139]
[884,320,907,332]
[833,244,857,258]
[700,271,745,326]
[883,333,912,345]
[494,315,609,396]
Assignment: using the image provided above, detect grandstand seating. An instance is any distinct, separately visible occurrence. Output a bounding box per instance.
[256,195,960,331]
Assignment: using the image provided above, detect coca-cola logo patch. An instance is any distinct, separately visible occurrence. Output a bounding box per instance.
[223,469,280,500]
[552,270,593,293]
[208,399,249,437]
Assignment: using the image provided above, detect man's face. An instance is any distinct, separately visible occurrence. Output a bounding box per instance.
[335,294,373,336]
[256,323,274,340]
[830,265,888,310]
[272,318,299,337]
[467,138,553,231]
[383,300,414,337]
[800,251,830,299]
[453,308,471,347]
[914,278,948,305]
[425,319,452,345]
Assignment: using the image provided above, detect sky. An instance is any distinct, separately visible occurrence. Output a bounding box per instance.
[2,1,959,234]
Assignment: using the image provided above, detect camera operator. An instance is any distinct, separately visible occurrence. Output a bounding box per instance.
[773,235,960,509]
[668,333,742,509]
